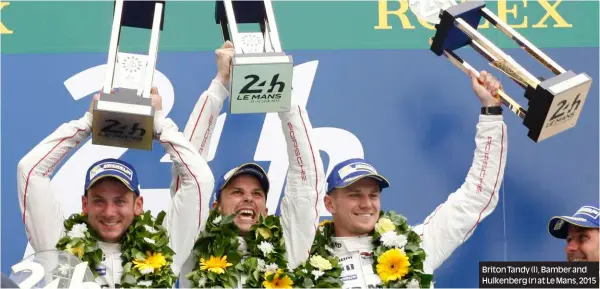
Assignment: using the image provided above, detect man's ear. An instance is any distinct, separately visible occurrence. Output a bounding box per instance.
[134,195,144,215]
[211,201,218,209]
[82,195,89,214]
[324,194,335,215]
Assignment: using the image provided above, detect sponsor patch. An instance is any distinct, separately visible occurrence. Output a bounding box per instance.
[338,162,377,179]
[575,206,599,219]
[90,162,133,180]
[554,219,565,231]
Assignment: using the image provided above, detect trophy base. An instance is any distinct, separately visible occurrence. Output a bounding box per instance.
[430,0,486,55]
[524,71,592,142]
[229,52,293,114]
[92,89,155,150]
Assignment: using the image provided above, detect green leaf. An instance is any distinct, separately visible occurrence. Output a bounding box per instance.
[123,262,132,274]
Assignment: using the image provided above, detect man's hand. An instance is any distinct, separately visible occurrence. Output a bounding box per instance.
[469,70,503,107]
[88,88,115,114]
[214,41,235,86]
[150,87,162,112]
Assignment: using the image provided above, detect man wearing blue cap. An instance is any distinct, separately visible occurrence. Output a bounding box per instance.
[548,205,599,262]
[174,41,325,288]
[17,88,214,288]
[305,70,508,288]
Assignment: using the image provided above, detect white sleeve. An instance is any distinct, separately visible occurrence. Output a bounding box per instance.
[412,114,508,273]
[156,111,215,275]
[17,112,93,252]
[169,80,228,198]
[279,105,325,269]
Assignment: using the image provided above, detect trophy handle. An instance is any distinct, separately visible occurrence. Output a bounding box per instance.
[480,8,566,75]
[262,0,282,53]
[428,38,527,119]
[141,2,163,99]
[454,18,540,89]
[222,0,244,54]
[103,0,124,94]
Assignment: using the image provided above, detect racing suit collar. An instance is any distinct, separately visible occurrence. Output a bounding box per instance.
[97,241,121,254]
[331,235,374,254]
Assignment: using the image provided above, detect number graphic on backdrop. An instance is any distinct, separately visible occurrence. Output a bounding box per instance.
[22,61,365,258]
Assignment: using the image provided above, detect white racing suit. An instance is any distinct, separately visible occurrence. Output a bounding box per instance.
[17,110,215,288]
[173,79,325,288]
[331,115,508,288]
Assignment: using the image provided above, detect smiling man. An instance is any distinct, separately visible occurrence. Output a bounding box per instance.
[311,70,509,288]
[211,163,272,233]
[548,204,599,262]
[17,88,214,288]
[173,41,325,288]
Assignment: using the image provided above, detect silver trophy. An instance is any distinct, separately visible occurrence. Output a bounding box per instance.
[215,0,293,114]
[93,0,165,150]
[411,0,593,143]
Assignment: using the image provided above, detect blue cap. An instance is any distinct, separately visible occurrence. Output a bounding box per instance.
[326,158,390,194]
[548,204,599,239]
[215,163,269,200]
[84,158,140,195]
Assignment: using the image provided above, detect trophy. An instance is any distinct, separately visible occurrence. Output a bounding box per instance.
[215,0,293,114]
[92,0,165,150]
[413,0,593,142]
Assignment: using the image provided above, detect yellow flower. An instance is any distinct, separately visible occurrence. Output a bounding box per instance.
[133,251,167,274]
[376,248,410,283]
[309,255,332,271]
[257,227,272,239]
[375,218,395,234]
[199,256,232,275]
[263,269,293,288]
[318,219,332,227]
[70,245,84,258]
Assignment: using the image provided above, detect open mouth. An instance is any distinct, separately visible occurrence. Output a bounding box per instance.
[353,213,374,217]
[237,209,256,220]
[569,258,587,262]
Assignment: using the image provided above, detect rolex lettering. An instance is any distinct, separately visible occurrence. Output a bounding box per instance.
[92,0,165,150]
[215,0,293,114]
[414,0,593,142]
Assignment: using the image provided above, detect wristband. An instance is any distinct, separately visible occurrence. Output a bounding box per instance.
[481,106,503,115]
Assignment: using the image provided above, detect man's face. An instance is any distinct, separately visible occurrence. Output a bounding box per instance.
[81,178,143,242]
[565,225,599,262]
[213,174,268,234]
[324,177,381,237]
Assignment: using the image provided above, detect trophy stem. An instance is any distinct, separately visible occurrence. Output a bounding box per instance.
[455,19,540,89]
[103,0,125,93]
[468,40,528,89]
[481,8,566,75]
[141,3,163,99]
[262,0,283,53]
[429,38,527,119]
[223,0,244,54]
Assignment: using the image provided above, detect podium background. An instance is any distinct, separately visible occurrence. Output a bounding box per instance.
[1,1,598,287]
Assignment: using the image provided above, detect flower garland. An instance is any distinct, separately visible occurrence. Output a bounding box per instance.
[186,209,294,288]
[55,210,177,288]
[303,211,434,288]
[291,220,343,288]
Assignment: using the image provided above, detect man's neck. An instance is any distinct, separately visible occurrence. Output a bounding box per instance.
[333,226,371,238]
